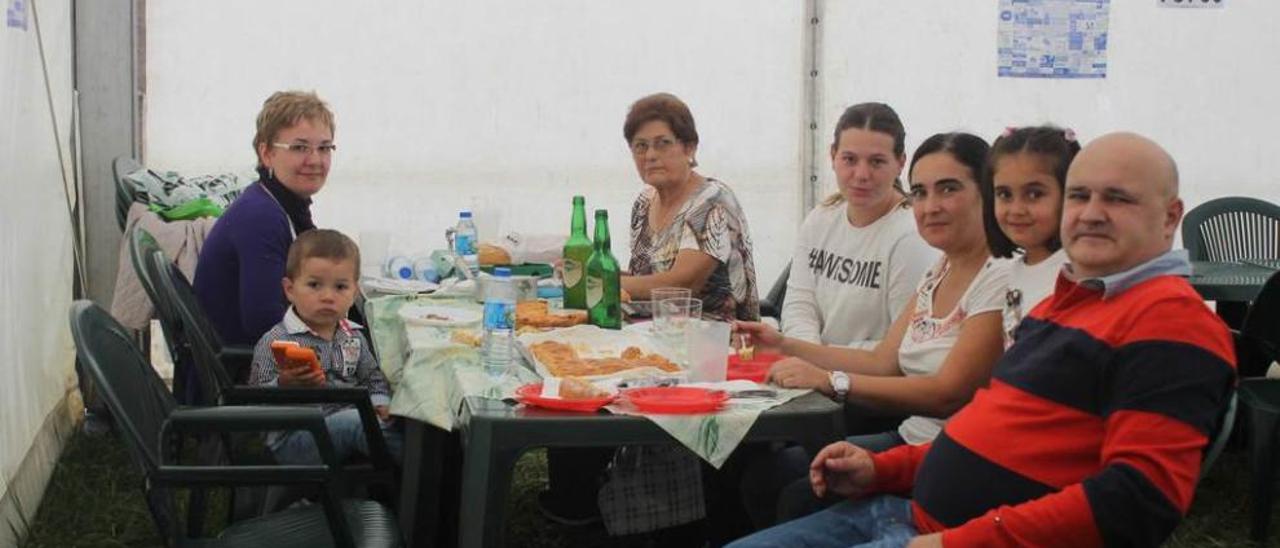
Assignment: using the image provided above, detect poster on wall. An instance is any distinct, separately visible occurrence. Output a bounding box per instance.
[1159,0,1223,7]
[997,0,1109,79]
[6,0,27,30]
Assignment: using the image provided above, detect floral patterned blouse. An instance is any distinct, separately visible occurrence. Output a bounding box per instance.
[628,177,760,321]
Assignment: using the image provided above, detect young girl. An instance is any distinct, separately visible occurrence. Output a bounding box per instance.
[782,103,936,349]
[982,126,1081,347]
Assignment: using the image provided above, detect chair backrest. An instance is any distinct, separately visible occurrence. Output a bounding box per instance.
[113,156,145,232]
[147,247,235,402]
[1241,270,1280,372]
[1244,269,1280,344]
[759,263,791,320]
[130,229,184,359]
[69,301,183,541]
[1182,197,1280,262]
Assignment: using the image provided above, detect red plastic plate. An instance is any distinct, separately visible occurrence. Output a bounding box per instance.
[727,352,785,383]
[623,386,730,414]
[516,383,615,412]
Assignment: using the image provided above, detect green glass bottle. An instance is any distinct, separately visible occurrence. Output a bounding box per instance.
[562,196,593,310]
[585,209,622,329]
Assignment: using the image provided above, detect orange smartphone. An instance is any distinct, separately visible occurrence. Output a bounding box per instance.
[283,345,326,381]
[270,340,300,367]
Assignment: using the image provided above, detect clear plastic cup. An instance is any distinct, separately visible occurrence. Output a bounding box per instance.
[655,296,702,336]
[654,297,702,364]
[650,287,692,305]
[686,320,731,382]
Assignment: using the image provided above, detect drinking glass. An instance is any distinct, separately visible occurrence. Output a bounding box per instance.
[649,287,692,330]
[651,287,692,304]
[654,297,702,364]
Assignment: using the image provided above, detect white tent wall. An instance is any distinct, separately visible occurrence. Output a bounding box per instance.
[818,2,1280,219]
[0,0,77,543]
[144,1,808,287]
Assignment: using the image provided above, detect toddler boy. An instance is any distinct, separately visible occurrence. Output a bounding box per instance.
[248,229,401,464]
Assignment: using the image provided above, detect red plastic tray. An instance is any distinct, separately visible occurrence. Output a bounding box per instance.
[727,352,785,383]
[623,386,729,414]
[515,383,615,412]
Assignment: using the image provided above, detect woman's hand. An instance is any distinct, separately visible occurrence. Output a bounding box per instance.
[277,361,325,387]
[766,358,833,394]
[809,441,877,499]
[733,321,784,353]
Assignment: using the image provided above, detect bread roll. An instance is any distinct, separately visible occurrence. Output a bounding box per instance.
[478,243,511,266]
[559,377,610,400]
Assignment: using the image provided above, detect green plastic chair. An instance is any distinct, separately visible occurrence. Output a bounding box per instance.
[1233,269,1280,541]
[113,156,145,232]
[137,238,254,403]
[147,247,398,497]
[1182,197,1280,263]
[129,228,204,404]
[69,301,402,547]
[759,263,790,320]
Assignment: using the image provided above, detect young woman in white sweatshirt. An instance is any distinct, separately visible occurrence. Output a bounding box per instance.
[782,103,936,349]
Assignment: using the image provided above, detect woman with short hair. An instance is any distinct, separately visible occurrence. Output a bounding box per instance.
[195,90,337,348]
[622,92,760,322]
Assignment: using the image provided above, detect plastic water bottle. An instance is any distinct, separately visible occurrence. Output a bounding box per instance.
[385,255,414,280]
[482,267,516,380]
[412,255,440,282]
[454,211,480,276]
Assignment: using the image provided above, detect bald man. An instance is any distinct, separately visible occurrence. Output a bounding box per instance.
[729,133,1235,548]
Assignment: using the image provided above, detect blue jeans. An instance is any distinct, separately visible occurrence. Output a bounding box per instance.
[727,495,916,548]
[270,408,404,466]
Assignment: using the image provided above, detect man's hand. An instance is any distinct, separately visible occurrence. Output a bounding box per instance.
[907,533,942,547]
[733,321,785,353]
[375,405,392,422]
[809,441,876,499]
[767,357,833,394]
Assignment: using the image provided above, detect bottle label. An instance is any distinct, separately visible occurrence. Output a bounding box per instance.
[483,301,513,330]
[586,276,603,308]
[455,234,476,256]
[563,258,584,287]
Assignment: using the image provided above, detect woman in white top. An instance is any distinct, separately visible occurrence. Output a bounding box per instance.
[984,125,1081,347]
[783,103,936,349]
[738,132,1008,450]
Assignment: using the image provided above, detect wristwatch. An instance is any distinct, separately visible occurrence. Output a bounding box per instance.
[829,371,850,402]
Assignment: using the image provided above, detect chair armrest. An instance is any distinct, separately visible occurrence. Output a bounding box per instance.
[217,343,254,383]
[220,387,396,471]
[222,386,371,406]
[162,405,341,467]
[153,464,332,487]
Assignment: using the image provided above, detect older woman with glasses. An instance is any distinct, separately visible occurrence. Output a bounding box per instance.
[539,94,762,539]
[194,90,337,351]
[622,92,760,322]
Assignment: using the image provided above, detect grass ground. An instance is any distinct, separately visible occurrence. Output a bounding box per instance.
[16,428,1280,547]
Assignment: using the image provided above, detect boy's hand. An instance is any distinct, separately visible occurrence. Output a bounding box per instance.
[277,360,325,386]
